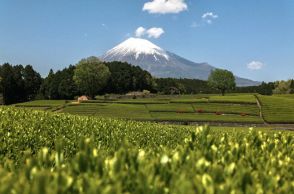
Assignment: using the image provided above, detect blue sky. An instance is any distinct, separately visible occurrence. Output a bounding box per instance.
[0,0,293,82]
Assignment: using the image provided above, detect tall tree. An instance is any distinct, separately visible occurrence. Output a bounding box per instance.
[0,63,21,104]
[208,69,236,96]
[23,65,42,100]
[0,76,3,104]
[40,66,79,100]
[0,63,42,104]
[40,69,55,99]
[13,65,26,102]
[273,80,294,94]
[57,65,79,99]
[73,57,111,98]
[289,79,294,94]
[105,61,155,94]
[257,82,274,95]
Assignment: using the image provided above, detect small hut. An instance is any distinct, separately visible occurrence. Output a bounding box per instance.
[77,95,90,102]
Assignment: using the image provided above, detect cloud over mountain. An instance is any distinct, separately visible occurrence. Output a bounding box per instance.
[135,27,146,37]
[135,27,165,39]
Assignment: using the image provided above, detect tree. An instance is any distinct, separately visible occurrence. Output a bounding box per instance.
[40,69,55,99]
[13,65,26,102]
[0,76,3,104]
[73,57,111,98]
[0,63,43,104]
[40,66,79,100]
[57,65,79,99]
[104,61,155,94]
[208,69,236,96]
[257,82,274,95]
[273,80,293,94]
[23,65,42,100]
[289,79,294,94]
[0,63,22,104]
[155,78,216,94]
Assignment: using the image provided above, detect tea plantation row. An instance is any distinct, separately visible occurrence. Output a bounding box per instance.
[14,94,294,124]
[0,107,293,193]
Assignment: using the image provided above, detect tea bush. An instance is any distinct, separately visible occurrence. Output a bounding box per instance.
[0,107,293,194]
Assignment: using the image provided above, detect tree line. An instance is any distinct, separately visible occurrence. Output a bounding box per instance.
[0,57,155,104]
[155,70,276,96]
[0,63,42,104]
[0,56,292,105]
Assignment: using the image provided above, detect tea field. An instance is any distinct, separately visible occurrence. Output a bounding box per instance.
[0,107,293,193]
[13,94,266,124]
[12,94,294,124]
[257,95,294,124]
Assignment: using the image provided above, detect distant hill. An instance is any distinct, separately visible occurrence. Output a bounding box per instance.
[101,37,260,87]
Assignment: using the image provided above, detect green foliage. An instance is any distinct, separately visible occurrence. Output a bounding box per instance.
[155,78,215,94]
[273,79,294,94]
[258,95,294,123]
[209,95,257,104]
[74,57,111,98]
[105,61,155,94]
[14,100,68,111]
[146,103,195,113]
[257,82,274,95]
[0,93,3,105]
[40,66,79,100]
[289,80,294,94]
[60,97,262,123]
[151,112,263,123]
[13,94,266,123]
[192,103,259,116]
[0,63,42,104]
[208,69,236,96]
[23,65,43,100]
[63,103,152,120]
[234,82,274,95]
[15,100,68,106]
[0,108,293,193]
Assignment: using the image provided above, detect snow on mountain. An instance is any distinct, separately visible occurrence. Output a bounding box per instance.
[103,37,169,60]
[101,38,260,87]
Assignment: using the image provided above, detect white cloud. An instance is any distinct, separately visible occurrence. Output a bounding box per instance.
[146,27,165,38]
[247,61,265,70]
[202,12,218,24]
[134,27,165,39]
[143,0,188,14]
[202,12,218,19]
[135,27,146,37]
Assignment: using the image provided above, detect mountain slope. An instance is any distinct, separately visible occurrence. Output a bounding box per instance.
[101,38,260,86]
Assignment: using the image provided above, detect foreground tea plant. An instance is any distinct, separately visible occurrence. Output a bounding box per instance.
[0,107,293,194]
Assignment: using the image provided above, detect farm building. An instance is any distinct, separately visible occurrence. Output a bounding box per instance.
[77,95,90,102]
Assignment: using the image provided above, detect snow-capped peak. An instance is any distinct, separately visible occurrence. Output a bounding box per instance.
[104,37,169,60]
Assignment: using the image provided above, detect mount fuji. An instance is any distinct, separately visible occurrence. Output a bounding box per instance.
[101,38,260,86]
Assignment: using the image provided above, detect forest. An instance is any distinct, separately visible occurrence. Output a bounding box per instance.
[0,60,289,105]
